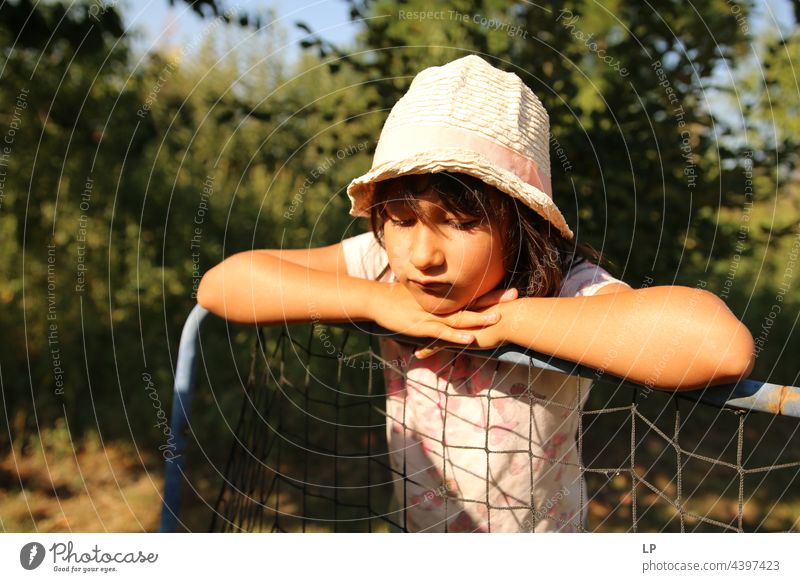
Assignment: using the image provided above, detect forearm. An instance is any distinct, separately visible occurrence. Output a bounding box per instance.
[197,252,377,325]
[501,286,756,391]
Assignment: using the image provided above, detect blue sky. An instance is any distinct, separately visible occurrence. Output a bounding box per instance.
[119,0,794,136]
[121,0,360,62]
[121,0,793,61]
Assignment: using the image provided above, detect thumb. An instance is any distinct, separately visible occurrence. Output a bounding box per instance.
[497,287,519,303]
[470,287,518,309]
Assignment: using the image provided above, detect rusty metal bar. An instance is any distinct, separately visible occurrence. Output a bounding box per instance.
[335,321,800,417]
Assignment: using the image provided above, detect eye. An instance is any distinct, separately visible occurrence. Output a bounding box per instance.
[448,219,481,231]
[389,217,414,228]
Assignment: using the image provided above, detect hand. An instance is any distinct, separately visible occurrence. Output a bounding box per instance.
[413,286,519,359]
[365,282,515,349]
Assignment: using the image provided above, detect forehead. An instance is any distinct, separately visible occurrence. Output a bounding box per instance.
[383,189,482,217]
[385,190,437,208]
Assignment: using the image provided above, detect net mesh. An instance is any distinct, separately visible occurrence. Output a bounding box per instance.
[207,322,800,533]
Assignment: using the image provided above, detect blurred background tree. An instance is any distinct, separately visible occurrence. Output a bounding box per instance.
[298,0,798,380]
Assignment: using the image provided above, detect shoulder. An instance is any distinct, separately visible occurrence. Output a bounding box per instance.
[341,231,380,258]
[559,259,631,297]
[340,231,394,282]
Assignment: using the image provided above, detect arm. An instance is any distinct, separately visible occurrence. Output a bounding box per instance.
[197,250,376,325]
[197,248,504,343]
[493,285,755,391]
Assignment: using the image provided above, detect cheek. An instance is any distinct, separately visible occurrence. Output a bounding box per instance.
[445,237,505,298]
[383,231,409,273]
[482,257,506,292]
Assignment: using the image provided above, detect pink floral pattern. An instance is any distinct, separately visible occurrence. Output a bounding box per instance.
[380,336,592,532]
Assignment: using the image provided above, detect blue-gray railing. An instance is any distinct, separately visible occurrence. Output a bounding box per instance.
[159,303,800,532]
[159,304,209,533]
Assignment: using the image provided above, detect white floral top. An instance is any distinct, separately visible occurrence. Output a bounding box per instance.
[341,231,630,532]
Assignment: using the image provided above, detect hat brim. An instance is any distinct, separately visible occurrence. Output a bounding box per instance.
[346,149,574,240]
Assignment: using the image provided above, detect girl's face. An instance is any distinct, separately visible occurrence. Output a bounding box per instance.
[382,189,507,314]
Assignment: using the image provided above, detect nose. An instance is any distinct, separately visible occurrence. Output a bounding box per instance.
[409,223,445,272]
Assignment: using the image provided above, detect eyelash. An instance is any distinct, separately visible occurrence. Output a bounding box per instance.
[389,218,480,231]
[451,220,480,231]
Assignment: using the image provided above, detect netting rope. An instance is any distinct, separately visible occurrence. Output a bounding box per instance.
[193,318,800,533]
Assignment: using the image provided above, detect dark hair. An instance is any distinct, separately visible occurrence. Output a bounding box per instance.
[367,172,610,298]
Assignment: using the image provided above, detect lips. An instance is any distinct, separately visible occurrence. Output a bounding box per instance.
[410,279,452,294]
[411,278,448,286]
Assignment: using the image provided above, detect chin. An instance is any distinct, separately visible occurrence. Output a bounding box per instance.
[414,293,468,315]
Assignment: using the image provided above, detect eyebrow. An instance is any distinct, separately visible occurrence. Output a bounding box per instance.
[384,200,477,220]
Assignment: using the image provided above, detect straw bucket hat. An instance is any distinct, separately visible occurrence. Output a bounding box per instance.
[346,55,573,240]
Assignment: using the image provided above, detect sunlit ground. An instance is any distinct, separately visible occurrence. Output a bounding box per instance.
[2,416,797,532]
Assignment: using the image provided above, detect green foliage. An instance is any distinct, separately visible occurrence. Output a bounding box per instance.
[302,0,799,380]
[1,0,799,454]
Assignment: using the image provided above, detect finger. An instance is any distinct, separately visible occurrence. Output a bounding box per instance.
[415,334,471,358]
[467,290,500,310]
[414,345,446,359]
[433,326,475,345]
[417,337,486,358]
[444,310,500,329]
[469,287,518,309]
[498,287,519,303]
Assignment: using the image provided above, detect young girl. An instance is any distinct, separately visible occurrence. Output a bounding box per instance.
[197,55,755,532]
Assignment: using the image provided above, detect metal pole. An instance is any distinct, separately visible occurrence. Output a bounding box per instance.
[159,304,210,532]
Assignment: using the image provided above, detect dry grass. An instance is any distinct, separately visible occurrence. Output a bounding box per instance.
[0,422,162,532]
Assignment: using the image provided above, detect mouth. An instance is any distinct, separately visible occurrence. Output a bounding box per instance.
[410,280,452,295]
